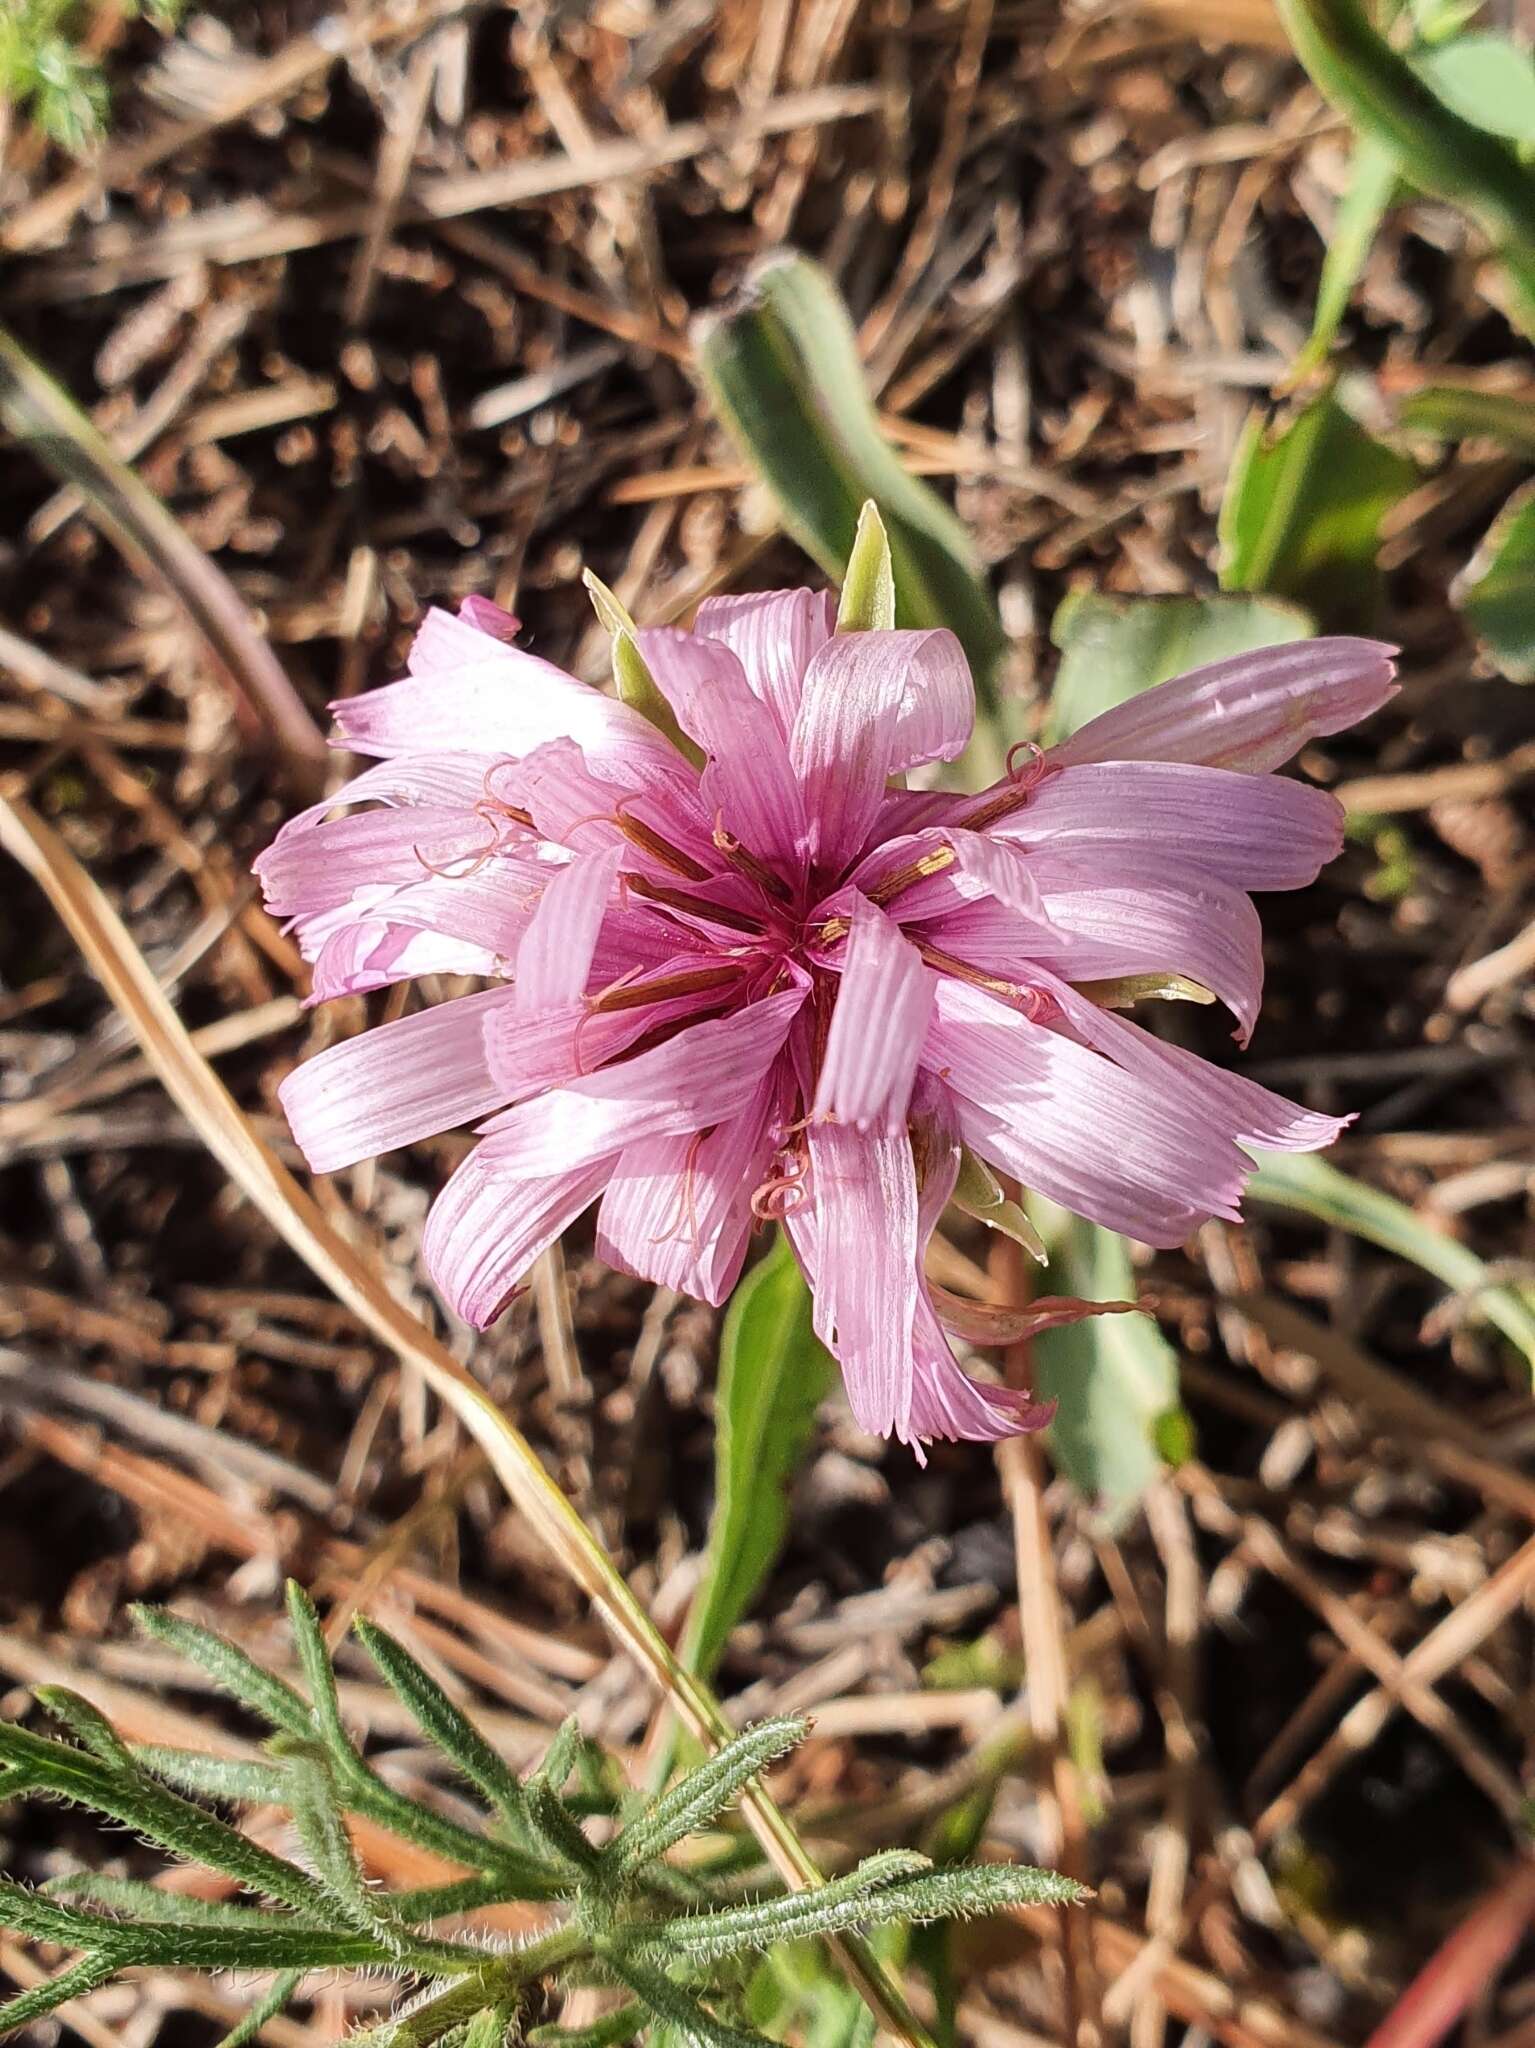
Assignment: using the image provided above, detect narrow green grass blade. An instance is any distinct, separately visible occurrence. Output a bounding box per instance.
[1245,1150,1535,1369]
[1288,135,1401,385]
[1274,0,1535,331]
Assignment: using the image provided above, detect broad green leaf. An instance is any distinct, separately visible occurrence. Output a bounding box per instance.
[1245,1150,1535,1369]
[693,251,1010,725]
[1288,135,1401,384]
[1412,33,1535,144]
[1274,0,1535,331]
[1044,588,1314,743]
[1452,481,1535,681]
[1219,382,1417,625]
[1398,383,1535,458]
[679,1235,834,1682]
[1030,1211,1180,1529]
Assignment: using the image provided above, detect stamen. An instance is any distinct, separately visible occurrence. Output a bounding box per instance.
[650,1130,707,1251]
[916,942,1032,1003]
[622,871,765,936]
[867,843,957,908]
[751,1155,807,1220]
[413,810,501,879]
[818,915,850,946]
[713,815,792,903]
[480,762,535,827]
[1006,739,1047,785]
[614,804,714,881]
[586,962,746,1013]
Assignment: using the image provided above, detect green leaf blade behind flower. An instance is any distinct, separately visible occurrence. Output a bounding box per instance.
[680,1236,835,1684]
[693,251,1010,719]
[1452,481,1535,682]
[1218,381,1417,626]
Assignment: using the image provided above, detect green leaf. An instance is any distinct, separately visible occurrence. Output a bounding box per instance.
[1045,587,1316,744]
[606,1953,771,2048]
[1273,0,1535,331]
[1452,481,1535,681]
[131,1744,291,1806]
[0,1719,324,1915]
[210,1970,303,2048]
[679,1236,834,1683]
[1398,384,1535,458]
[529,2003,646,2048]
[1288,135,1401,384]
[355,1616,533,1835]
[43,1872,323,1931]
[608,1720,808,1879]
[837,502,897,633]
[525,1779,603,1881]
[35,1687,132,1767]
[1218,382,1417,626]
[1412,33,1535,144]
[0,1951,120,2035]
[641,1857,1081,1963]
[1245,1150,1535,1369]
[1030,1211,1180,1530]
[130,1605,313,1740]
[693,251,1010,726]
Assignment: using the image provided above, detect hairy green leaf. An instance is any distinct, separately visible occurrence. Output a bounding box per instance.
[130,1605,313,1739]
[356,1617,533,1834]
[1398,383,1535,458]
[609,1721,808,1880]
[211,1970,304,2048]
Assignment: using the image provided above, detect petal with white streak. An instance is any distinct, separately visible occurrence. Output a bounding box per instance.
[280,987,519,1173]
[692,587,836,739]
[633,627,806,865]
[792,631,974,869]
[814,897,933,1133]
[1049,636,1397,773]
[989,760,1344,893]
[596,1072,782,1305]
[425,1151,613,1328]
[478,985,804,1180]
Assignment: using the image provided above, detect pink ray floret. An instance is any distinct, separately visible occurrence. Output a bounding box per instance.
[256,593,1396,1453]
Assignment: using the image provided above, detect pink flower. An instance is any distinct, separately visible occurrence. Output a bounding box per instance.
[257,593,1395,1452]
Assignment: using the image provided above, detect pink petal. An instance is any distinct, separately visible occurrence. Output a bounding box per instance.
[595,1072,783,1306]
[280,986,520,1173]
[813,896,934,1133]
[497,737,714,873]
[692,587,836,740]
[906,1301,1056,1447]
[796,1122,919,1438]
[256,803,497,922]
[481,959,746,1101]
[332,638,687,774]
[306,921,501,1001]
[425,1150,613,1327]
[1042,975,1346,1154]
[514,847,623,1011]
[633,627,806,866]
[991,760,1345,892]
[1050,636,1398,773]
[926,847,1265,1045]
[924,978,1251,1246]
[791,630,974,870]
[477,984,805,1180]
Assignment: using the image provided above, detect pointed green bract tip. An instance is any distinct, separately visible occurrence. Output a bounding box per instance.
[581,566,637,638]
[837,500,896,633]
